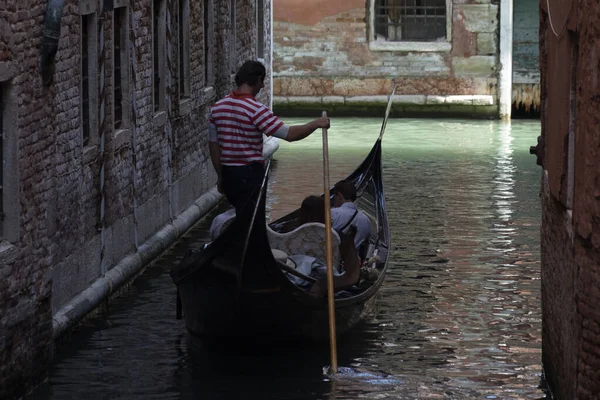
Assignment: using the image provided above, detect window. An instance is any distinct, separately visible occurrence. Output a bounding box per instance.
[369,0,452,52]
[179,0,190,98]
[0,85,4,228]
[0,81,18,244]
[204,0,215,86]
[153,0,166,112]
[113,5,130,129]
[256,0,265,59]
[81,12,98,146]
[230,0,236,74]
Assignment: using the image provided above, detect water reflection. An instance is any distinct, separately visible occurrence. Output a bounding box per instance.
[28,118,546,400]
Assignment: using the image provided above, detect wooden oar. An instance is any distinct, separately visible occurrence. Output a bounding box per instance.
[322,110,338,373]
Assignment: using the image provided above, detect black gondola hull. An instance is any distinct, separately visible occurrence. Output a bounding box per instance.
[177,271,378,340]
[171,138,390,341]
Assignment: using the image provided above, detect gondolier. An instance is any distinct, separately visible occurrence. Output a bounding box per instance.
[209,60,330,213]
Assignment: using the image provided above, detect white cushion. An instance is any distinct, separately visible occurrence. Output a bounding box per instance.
[267,222,341,269]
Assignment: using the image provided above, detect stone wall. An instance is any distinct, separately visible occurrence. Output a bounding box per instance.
[272,0,499,117]
[0,0,272,398]
[538,0,600,398]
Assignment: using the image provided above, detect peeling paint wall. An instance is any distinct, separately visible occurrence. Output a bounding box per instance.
[272,0,500,116]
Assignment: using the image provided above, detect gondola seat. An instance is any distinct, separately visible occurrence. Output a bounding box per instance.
[266,223,341,269]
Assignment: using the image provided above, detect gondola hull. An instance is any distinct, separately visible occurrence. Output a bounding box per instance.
[177,275,378,340]
[171,121,391,342]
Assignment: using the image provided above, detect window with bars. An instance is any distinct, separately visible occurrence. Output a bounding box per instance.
[374,0,446,42]
[178,0,190,98]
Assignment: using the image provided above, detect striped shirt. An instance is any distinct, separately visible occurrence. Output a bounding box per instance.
[209,91,285,166]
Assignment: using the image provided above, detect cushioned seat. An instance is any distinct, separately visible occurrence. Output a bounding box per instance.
[266,223,341,269]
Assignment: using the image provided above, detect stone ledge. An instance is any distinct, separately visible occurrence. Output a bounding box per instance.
[369,40,452,53]
[0,61,16,82]
[52,187,224,339]
[113,129,132,151]
[0,241,18,264]
[274,95,495,107]
[178,97,193,117]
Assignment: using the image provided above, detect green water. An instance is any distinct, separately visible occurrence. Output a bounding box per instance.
[28,118,546,400]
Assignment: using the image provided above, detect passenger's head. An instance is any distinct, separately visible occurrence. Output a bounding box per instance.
[299,195,325,225]
[333,179,357,207]
[235,60,266,95]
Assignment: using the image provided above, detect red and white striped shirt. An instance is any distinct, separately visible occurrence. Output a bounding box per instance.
[209,92,285,166]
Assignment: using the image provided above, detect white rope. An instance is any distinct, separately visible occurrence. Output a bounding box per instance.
[546,0,567,38]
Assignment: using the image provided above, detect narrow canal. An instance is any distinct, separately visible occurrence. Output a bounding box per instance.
[28,118,547,399]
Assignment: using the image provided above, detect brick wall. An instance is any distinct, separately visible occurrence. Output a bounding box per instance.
[539,0,600,398]
[272,0,499,116]
[0,0,272,398]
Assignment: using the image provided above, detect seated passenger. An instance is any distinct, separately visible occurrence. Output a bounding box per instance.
[299,195,325,225]
[331,180,371,251]
[308,226,362,297]
[292,195,363,296]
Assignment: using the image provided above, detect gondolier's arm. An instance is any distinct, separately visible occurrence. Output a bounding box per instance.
[286,116,330,142]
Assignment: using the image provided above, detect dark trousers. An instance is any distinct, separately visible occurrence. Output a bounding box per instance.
[221,163,265,214]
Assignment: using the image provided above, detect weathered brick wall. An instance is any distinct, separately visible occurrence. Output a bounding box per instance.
[0,0,271,398]
[273,0,498,99]
[539,0,600,398]
[0,1,54,399]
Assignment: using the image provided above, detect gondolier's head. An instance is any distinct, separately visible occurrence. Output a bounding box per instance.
[333,179,357,206]
[235,60,266,95]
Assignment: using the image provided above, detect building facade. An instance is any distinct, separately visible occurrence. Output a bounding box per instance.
[272,0,540,118]
[535,0,600,398]
[0,0,273,398]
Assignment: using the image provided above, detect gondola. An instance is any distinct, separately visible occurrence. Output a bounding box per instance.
[170,95,394,341]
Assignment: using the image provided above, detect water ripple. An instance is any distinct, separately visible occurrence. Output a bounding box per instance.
[28,119,546,400]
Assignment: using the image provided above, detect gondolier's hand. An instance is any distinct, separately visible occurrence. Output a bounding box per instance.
[316,115,330,129]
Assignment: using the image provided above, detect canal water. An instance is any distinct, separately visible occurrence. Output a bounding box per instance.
[28,118,547,399]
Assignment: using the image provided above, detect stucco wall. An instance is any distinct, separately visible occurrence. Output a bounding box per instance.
[272,0,499,116]
[0,0,272,398]
[539,0,600,398]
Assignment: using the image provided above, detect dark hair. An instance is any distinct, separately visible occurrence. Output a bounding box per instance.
[299,195,325,225]
[235,60,266,86]
[333,179,357,201]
